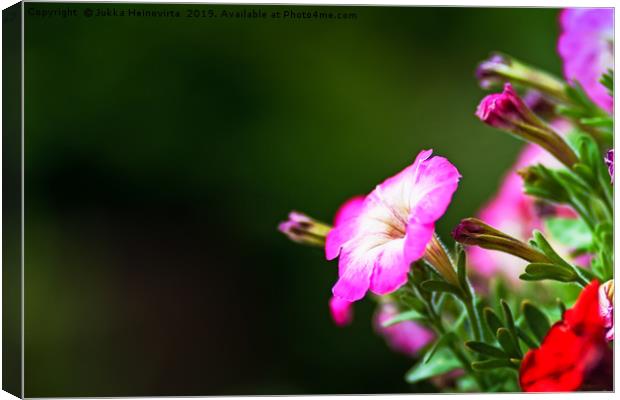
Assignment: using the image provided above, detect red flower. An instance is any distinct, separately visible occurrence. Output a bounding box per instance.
[519,280,613,392]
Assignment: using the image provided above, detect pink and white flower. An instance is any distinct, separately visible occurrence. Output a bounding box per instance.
[558,8,614,113]
[599,280,614,341]
[373,302,434,357]
[326,150,461,302]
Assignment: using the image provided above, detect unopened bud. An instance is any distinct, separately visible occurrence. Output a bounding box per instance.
[452,218,550,264]
[476,53,569,103]
[476,83,578,168]
[278,211,331,247]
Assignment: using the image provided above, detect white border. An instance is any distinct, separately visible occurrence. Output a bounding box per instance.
[0,1,617,400]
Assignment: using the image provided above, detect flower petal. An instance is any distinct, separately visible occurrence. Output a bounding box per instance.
[325,196,366,260]
[369,238,409,295]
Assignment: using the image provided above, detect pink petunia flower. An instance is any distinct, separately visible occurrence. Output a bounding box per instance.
[558,8,614,113]
[467,142,581,282]
[599,280,614,341]
[373,302,434,357]
[329,296,353,327]
[326,150,461,302]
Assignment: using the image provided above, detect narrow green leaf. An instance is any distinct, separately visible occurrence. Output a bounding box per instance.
[423,332,457,364]
[516,327,538,349]
[381,309,426,328]
[405,348,461,383]
[420,280,463,297]
[484,307,503,336]
[472,358,517,371]
[465,341,506,358]
[496,328,520,358]
[531,231,573,269]
[524,263,576,282]
[522,301,551,343]
[500,301,519,349]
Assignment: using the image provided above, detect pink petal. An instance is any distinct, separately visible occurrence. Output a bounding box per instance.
[369,238,410,295]
[332,249,374,301]
[329,296,353,326]
[374,303,435,357]
[558,8,613,113]
[409,155,462,224]
[325,196,366,260]
[403,221,435,265]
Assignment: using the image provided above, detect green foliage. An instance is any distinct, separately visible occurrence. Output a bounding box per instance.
[465,341,506,358]
[601,69,613,96]
[544,217,592,250]
[405,348,462,384]
[521,301,551,344]
[421,280,463,298]
[381,309,426,327]
[423,332,458,364]
[558,81,608,119]
[472,359,518,371]
[483,307,504,337]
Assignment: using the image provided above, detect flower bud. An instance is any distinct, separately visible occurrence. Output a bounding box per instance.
[476,53,568,102]
[452,218,550,264]
[278,211,331,247]
[423,234,460,288]
[475,83,578,168]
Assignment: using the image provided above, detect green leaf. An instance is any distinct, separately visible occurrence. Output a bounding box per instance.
[423,332,457,364]
[545,217,592,250]
[405,347,461,383]
[601,69,613,95]
[522,301,551,343]
[523,263,576,282]
[420,280,463,297]
[381,309,426,328]
[465,341,506,358]
[496,328,520,358]
[531,231,573,269]
[472,358,517,371]
[557,298,566,316]
[500,301,522,357]
[580,116,613,128]
[516,327,538,349]
[455,244,469,294]
[484,307,504,336]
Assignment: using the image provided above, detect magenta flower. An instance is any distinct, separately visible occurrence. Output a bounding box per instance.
[326,150,461,301]
[599,280,614,341]
[475,83,532,131]
[605,149,614,182]
[374,302,434,357]
[558,8,613,113]
[467,143,583,282]
[329,296,353,327]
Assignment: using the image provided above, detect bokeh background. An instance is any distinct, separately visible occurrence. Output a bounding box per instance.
[23,4,563,396]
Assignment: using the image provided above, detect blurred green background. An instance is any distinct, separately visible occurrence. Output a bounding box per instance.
[23,3,562,397]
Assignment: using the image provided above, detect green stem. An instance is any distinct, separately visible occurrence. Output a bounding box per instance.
[464,296,483,342]
[420,288,488,391]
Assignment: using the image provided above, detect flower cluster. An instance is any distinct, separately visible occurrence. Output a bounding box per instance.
[278,8,613,393]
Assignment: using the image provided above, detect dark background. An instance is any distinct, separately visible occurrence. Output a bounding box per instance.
[23,4,561,396]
